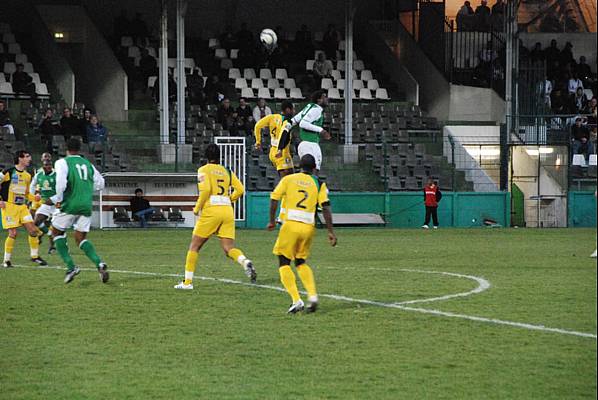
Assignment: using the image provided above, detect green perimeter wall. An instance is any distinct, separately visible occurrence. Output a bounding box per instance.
[568,191,597,227]
[243,192,511,229]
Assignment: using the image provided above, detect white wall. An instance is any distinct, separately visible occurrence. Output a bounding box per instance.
[449,84,506,122]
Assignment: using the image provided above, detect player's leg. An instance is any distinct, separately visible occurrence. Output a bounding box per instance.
[217,207,256,282]
[422,206,431,229]
[3,227,17,268]
[176,234,209,289]
[72,216,108,283]
[21,205,46,266]
[432,206,439,229]
[273,222,304,313]
[51,212,80,283]
[34,206,56,253]
[294,225,317,312]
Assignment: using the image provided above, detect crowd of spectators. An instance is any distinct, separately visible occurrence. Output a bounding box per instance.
[0,100,15,134]
[36,106,108,151]
[456,0,505,32]
[215,97,272,137]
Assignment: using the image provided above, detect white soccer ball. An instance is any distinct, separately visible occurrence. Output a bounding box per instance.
[260,28,277,48]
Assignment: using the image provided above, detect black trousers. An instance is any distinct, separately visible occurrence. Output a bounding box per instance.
[424,206,439,226]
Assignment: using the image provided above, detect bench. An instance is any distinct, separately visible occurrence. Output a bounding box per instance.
[112,206,186,228]
[318,213,386,227]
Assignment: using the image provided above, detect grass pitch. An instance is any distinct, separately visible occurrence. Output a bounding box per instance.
[1,227,596,399]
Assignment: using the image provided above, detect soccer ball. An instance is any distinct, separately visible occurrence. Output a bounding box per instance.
[260,28,277,49]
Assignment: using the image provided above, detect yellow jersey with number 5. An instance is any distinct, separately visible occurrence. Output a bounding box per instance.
[194,163,244,213]
[271,172,329,226]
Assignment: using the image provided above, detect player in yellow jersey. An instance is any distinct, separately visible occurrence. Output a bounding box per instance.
[267,154,337,313]
[174,144,256,290]
[254,101,295,177]
[0,150,46,267]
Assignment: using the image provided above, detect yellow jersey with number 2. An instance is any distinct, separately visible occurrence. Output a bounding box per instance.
[271,172,329,226]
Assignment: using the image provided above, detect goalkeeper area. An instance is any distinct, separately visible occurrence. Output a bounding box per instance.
[1,227,596,399]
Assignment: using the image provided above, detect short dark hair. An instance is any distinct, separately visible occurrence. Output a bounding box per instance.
[300,154,316,172]
[281,101,293,112]
[310,89,327,103]
[205,143,220,162]
[67,138,81,152]
[135,188,143,194]
[239,97,247,102]
[13,150,30,165]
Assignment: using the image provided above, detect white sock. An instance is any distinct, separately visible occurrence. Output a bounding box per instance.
[237,255,248,266]
[31,248,39,258]
[185,271,194,282]
[4,253,11,262]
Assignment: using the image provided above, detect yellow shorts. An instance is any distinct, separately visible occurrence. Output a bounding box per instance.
[1,203,34,229]
[30,200,42,211]
[273,220,315,260]
[269,148,294,171]
[192,206,235,239]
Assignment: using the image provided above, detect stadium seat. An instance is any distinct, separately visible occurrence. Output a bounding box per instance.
[353,60,365,71]
[259,69,272,80]
[321,78,334,90]
[241,87,255,98]
[331,70,342,81]
[168,207,185,222]
[7,43,20,54]
[208,38,220,48]
[336,79,345,89]
[327,88,342,100]
[289,88,303,99]
[147,47,157,58]
[167,58,176,68]
[338,40,346,52]
[23,63,34,73]
[275,68,288,80]
[229,49,239,59]
[572,154,587,166]
[589,154,597,166]
[350,70,358,80]
[361,70,373,81]
[128,46,140,58]
[36,83,49,96]
[15,53,27,64]
[0,74,5,83]
[0,82,14,95]
[243,68,256,79]
[184,58,196,69]
[3,62,16,75]
[113,207,131,223]
[305,60,315,71]
[336,60,345,71]
[220,58,233,69]
[2,33,16,44]
[250,78,264,89]
[147,76,157,88]
[228,68,241,79]
[257,88,271,99]
[353,80,364,90]
[214,48,227,59]
[273,88,288,99]
[267,78,280,89]
[359,88,372,100]
[367,79,379,90]
[283,78,296,89]
[120,36,133,47]
[375,88,390,100]
[234,78,247,89]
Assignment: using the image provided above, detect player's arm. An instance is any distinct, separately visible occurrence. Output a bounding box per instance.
[193,172,210,214]
[318,182,337,246]
[229,172,245,202]
[267,178,286,230]
[92,165,105,191]
[29,173,39,195]
[276,122,292,156]
[253,114,272,149]
[49,159,68,205]
[298,107,324,134]
[0,171,8,207]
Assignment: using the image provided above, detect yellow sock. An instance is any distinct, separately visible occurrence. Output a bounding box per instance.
[279,265,301,303]
[227,248,247,266]
[297,264,317,300]
[28,235,40,258]
[184,250,198,285]
[4,236,15,261]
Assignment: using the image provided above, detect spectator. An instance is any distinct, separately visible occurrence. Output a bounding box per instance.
[79,108,93,140]
[138,48,157,89]
[216,98,238,134]
[491,0,505,15]
[529,42,544,63]
[543,39,560,71]
[39,109,59,143]
[59,107,80,140]
[571,87,589,113]
[220,25,236,50]
[474,0,491,31]
[456,1,475,31]
[422,178,442,229]
[476,40,497,85]
[568,73,584,95]
[129,188,155,228]
[187,68,205,107]
[571,117,594,161]
[490,0,505,29]
[86,114,109,144]
[576,56,594,87]
[235,97,254,136]
[252,98,272,122]
[587,97,597,127]
[12,64,36,97]
[0,100,15,135]
[313,52,333,88]
[322,24,341,60]
[559,42,574,69]
[204,74,225,104]
[542,76,553,109]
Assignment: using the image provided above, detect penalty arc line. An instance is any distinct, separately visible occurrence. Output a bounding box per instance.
[11,265,597,340]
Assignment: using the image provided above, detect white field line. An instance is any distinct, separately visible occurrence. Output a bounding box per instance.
[9,265,597,340]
